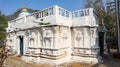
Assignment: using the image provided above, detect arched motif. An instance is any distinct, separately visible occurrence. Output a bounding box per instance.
[30,38,34,47]
[31,32,36,38]
[44,30,54,37]
[76,31,83,40]
[62,33,68,47]
[25,30,30,36]
[43,30,54,48]
[29,32,36,47]
[90,29,97,48]
[76,31,83,47]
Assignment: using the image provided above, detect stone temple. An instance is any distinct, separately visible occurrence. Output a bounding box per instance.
[6,5,107,65]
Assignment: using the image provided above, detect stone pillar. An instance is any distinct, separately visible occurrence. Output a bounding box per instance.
[35,34,37,48]
[13,36,15,52]
[17,36,20,55]
[24,36,26,55]
[54,27,58,49]
[89,8,93,16]
[15,36,18,54]
[83,28,90,48]
[37,31,40,47]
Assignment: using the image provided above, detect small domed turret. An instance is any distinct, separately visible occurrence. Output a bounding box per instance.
[19,8,30,17]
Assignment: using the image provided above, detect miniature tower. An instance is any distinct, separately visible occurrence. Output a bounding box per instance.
[19,8,30,17]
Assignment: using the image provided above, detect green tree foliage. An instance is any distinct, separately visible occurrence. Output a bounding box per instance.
[0,12,8,44]
[103,11,116,38]
[85,0,116,38]
[85,0,104,15]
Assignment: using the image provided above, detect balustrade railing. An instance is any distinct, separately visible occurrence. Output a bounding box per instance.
[27,6,91,19]
[9,5,93,24]
[72,9,90,18]
[26,6,54,19]
[57,6,71,18]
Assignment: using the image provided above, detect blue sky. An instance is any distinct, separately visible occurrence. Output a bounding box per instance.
[0,0,85,15]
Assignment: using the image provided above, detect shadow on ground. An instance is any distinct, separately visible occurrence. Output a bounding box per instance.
[92,54,120,67]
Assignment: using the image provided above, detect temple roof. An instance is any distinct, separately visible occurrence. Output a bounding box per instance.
[21,8,28,12]
[19,8,30,16]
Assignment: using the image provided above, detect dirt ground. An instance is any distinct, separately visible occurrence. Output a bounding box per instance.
[2,54,120,67]
[3,56,94,67]
[0,46,7,66]
[3,56,54,67]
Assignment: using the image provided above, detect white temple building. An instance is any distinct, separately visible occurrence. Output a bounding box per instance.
[6,5,107,65]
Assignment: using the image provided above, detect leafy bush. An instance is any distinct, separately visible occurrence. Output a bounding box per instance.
[0,13,8,44]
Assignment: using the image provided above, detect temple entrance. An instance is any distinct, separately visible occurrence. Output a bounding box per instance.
[19,36,24,55]
[99,32,105,55]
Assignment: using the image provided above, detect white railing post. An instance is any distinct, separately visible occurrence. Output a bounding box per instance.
[89,8,93,16]
[53,5,59,16]
[69,12,73,18]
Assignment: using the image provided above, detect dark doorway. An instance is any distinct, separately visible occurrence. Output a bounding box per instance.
[19,36,24,55]
[99,32,104,55]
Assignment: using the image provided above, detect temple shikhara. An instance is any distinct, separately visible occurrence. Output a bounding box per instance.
[6,5,107,64]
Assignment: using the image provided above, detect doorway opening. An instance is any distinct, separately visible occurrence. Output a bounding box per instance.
[19,36,24,55]
[99,32,104,55]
